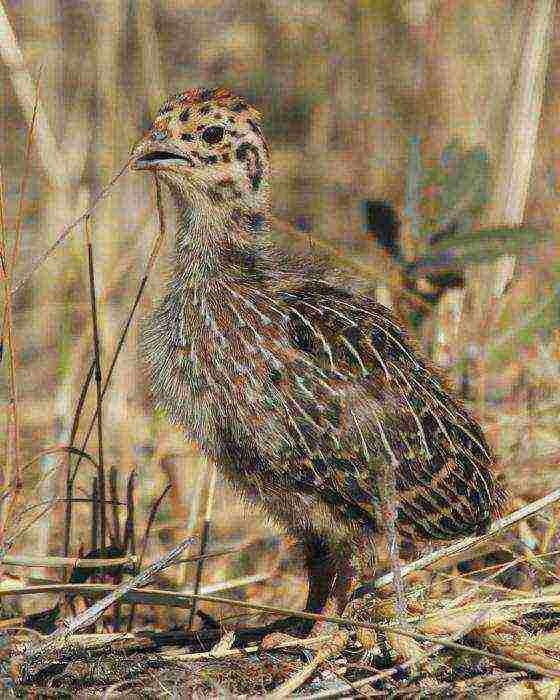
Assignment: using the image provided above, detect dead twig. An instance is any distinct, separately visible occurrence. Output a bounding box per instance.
[1,554,137,569]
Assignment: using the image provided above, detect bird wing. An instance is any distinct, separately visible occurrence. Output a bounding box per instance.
[273,281,508,540]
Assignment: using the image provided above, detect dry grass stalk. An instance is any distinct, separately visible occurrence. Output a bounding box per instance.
[1,553,136,569]
[11,159,131,296]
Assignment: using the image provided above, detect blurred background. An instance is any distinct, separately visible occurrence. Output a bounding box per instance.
[0,1,559,628]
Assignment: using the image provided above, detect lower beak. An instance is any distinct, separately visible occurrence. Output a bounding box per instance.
[130,138,192,171]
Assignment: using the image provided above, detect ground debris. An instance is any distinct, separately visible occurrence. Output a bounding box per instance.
[4,635,303,698]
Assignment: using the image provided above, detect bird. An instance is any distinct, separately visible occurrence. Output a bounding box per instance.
[131,87,509,631]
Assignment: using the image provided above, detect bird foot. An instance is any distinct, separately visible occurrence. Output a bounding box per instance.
[260,629,336,651]
[343,586,424,664]
[260,609,341,651]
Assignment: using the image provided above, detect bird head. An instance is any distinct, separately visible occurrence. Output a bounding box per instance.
[131,88,270,214]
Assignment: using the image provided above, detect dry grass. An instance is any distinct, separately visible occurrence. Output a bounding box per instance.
[0,0,560,696]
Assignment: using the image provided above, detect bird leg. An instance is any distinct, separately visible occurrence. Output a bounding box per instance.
[302,535,337,617]
[260,536,353,648]
[341,536,425,664]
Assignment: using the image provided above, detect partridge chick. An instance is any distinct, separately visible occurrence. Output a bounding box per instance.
[131,88,508,624]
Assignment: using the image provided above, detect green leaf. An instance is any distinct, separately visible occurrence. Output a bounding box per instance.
[487,285,560,367]
[418,143,491,242]
[438,147,490,226]
[409,226,546,276]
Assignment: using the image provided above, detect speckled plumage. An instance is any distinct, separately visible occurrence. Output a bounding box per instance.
[132,88,508,614]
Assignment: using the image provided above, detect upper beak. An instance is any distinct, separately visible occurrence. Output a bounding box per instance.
[130,135,192,171]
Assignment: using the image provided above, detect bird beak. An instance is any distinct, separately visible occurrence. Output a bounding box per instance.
[130,135,192,171]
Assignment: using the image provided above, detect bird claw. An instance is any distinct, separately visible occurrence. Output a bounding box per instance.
[260,631,303,651]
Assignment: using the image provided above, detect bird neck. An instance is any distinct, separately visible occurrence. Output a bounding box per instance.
[172,194,271,288]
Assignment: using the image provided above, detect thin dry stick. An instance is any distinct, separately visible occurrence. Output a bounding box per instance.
[178,539,274,566]
[9,66,42,288]
[0,79,41,553]
[0,166,12,465]
[1,554,136,569]
[109,467,121,548]
[188,572,271,596]
[85,216,106,550]
[111,466,127,631]
[188,461,217,628]
[122,470,136,555]
[91,477,98,554]
[11,158,131,296]
[374,486,560,590]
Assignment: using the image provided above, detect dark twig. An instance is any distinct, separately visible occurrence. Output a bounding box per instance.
[123,470,137,633]
[188,464,217,629]
[123,470,136,554]
[85,216,106,551]
[109,467,120,548]
[91,477,99,556]
[139,484,172,573]
[127,482,172,630]
[71,175,167,487]
[64,361,95,555]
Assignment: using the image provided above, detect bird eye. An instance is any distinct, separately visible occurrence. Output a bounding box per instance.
[202,126,224,145]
